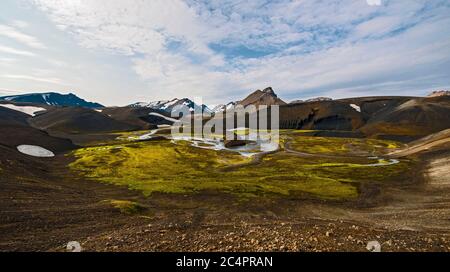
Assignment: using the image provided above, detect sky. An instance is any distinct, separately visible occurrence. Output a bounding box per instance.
[0,0,449,106]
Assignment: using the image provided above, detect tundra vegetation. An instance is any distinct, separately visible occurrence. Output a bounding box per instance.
[69,130,413,200]
[103,199,149,214]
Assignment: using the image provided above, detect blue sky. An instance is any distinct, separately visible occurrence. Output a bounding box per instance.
[0,0,449,106]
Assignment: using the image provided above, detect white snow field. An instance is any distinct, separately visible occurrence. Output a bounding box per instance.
[148,112,180,123]
[350,104,361,112]
[16,145,55,157]
[0,104,46,116]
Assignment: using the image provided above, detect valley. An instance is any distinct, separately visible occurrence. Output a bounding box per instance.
[68,130,410,200]
[1,90,450,252]
[1,0,450,256]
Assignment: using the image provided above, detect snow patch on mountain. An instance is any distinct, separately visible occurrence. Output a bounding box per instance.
[17,145,55,157]
[0,104,46,116]
[3,96,17,101]
[305,97,332,102]
[212,101,238,112]
[148,112,181,123]
[0,92,104,108]
[131,98,211,113]
[350,104,361,112]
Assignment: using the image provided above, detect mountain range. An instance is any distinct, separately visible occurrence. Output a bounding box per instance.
[1,88,449,144]
[130,87,286,113]
[130,98,212,113]
[0,92,104,108]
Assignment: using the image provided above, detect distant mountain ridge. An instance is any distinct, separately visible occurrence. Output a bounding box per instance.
[212,101,238,112]
[0,92,104,109]
[290,97,333,104]
[428,90,450,97]
[1,88,449,144]
[129,98,211,113]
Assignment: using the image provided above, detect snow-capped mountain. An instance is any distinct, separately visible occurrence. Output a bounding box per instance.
[305,97,332,102]
[290,97,333,104]
[130,98,212,113]
[0,92,104,108]
[211,101,238,112]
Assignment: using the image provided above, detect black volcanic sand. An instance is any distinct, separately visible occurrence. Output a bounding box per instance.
[1,131,450,252]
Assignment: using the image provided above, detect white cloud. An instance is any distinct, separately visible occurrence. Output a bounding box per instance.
[0,44,35,56]
[1,74,63,84]
[366,0,382,6]
[0,88,23,96]
[0,57,17,63]
[9,0,449,104]
[0,24,46,49]
[10,20,30,29]
[31,0,208,55]
[353,16,404,38]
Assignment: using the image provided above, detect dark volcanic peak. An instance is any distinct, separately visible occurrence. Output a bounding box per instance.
[0,92,104,109]
[239,87,287,107]
[262,87,276,96]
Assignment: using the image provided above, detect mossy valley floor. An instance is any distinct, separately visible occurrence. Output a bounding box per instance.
[69,130,413,200]
[3,129,449,252]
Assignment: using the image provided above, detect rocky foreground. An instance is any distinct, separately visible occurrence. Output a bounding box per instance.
[72,218,450,252]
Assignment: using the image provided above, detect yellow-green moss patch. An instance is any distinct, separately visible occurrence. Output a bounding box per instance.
[287,134,403,156]
[103,199,148,214]
[69,134,412,201]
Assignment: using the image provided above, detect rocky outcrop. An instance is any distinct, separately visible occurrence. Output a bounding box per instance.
[212,101,237,112]
[305,97,332,102]
[223,139,255,148]
[238,87,287,107]
[428,90,450,97]
[289,97,332,104]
